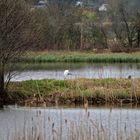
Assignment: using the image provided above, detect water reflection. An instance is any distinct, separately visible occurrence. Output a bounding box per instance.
[0,106,140,140]
[6,63,140,81]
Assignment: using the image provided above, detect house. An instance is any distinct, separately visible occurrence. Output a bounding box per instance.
[76,1,83,7]
[98,4,108,12]
[34,0,47,8]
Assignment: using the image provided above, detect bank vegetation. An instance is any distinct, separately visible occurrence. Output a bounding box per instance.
[8,78,140,105]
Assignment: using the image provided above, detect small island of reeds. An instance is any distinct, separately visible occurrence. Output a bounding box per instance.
[8,78,140,106]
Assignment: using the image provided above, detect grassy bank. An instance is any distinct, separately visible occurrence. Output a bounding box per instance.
[8,78,140,105]
[18,51,140,63]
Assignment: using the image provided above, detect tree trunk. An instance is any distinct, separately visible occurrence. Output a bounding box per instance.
[137,29,140,47]
[0,64,5,101]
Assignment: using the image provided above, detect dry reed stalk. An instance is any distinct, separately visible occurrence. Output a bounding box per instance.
[8,107,140,140]
[84,98,88,112]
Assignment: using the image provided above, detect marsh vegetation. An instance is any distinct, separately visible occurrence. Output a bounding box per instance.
[7,78,140,105]
[1,106,140,140]
[20,51,140,63]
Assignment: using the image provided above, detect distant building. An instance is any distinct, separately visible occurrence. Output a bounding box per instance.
[98,4,108,12]
[34,0,47,8]
[38,0,46,5]
[76,1,83,7]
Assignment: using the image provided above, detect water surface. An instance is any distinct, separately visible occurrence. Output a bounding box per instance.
[0,106,140,140]
[8,63,140,81]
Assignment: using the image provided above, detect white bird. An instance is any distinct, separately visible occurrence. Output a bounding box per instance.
[64,70,72,79]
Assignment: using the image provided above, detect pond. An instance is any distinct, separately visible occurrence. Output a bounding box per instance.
[8,63,140,81]
[0,105,140,140]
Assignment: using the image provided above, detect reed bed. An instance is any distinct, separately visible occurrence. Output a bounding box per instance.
[2,107,140,140]
[9,78,140,105]
[18,51,140,63]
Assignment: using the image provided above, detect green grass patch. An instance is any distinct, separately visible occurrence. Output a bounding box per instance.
[18,51,140,63]
[8,78,140,104]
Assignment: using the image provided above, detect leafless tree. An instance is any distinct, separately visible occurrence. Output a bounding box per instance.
[111,2,140,51]
[0,0,36,102]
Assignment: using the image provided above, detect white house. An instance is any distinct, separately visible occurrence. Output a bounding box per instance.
[99,4,108,12]
[38,0,47,5]
[76,1,83,6]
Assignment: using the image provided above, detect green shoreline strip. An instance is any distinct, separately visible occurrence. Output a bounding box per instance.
[17,51,140,63]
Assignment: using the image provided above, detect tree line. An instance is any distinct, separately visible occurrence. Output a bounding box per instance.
[29,0,140,51]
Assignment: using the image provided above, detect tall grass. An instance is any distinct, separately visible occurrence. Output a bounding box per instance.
[18,51,140,63]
